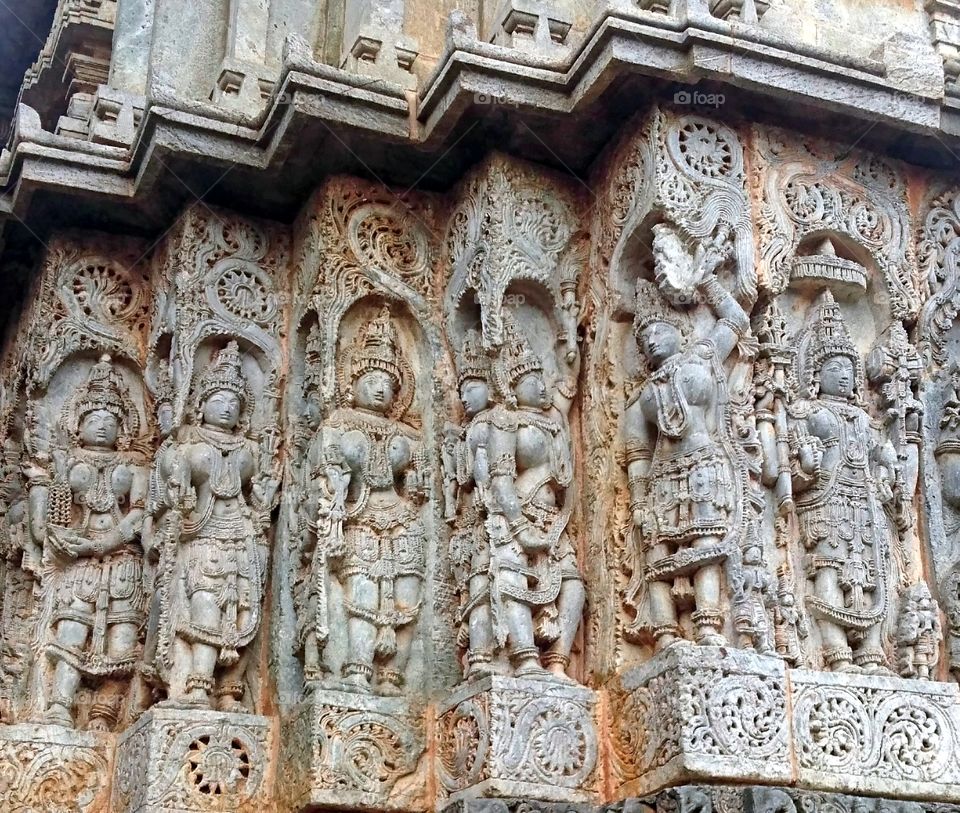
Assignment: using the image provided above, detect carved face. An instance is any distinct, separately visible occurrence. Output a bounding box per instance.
[353,370,396,413]
[640,321,681,368]
[743,545,762,566]
[515,371,548,409]
[819,355,855,400]
[460,378,489,417]
[79,409,120,449]
[202,389,242,430]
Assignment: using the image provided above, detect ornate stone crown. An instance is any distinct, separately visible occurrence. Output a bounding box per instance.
[809,290,858,370]
[350,304,403,386]
[196,341,249,408]
[632,278,690,337]
[456,329,490,387]
[76,355,128,422]
[494,314,542,396]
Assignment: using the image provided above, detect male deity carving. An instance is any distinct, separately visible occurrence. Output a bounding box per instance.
[149,342,278,709]
[895,582,941,680]
[622,229,750,650]
[26,356,148,728]
[784,292,899,674]
[305,306,427,695]
[481,315,585,680]
[443,330,497,679]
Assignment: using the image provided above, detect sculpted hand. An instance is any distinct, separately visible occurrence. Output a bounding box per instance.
[876,476,894,504]
[798,442,822,475]
[49,530,81,559]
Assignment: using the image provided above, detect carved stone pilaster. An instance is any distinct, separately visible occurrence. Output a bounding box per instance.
[277,691,427,812]
[436,676,600,804]
[111,707,273,812]
[0,723,112,811]
[608,644,790,798]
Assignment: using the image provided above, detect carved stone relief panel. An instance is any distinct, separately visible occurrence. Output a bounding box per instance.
[749,127,930,677]
[919,181,960,681]
[15,234,153,733]
[141,208,286,717]
[276,177,445,811]
[443,152,587,684]
[586,105,756,675]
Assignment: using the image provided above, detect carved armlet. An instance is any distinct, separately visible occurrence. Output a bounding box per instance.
[489,453,517,479]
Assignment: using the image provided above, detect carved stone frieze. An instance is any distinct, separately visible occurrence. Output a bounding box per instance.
[791,670,960,799]
[0,722,112,812]
[751,126,921,320]
[278,690,426,812]
[436,676,599,803]
[609,644,790,798]
[111,706,273,812]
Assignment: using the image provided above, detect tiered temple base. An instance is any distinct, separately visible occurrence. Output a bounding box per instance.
[276,689,428,813]
[110,706,274,813]
[436,675,600,805]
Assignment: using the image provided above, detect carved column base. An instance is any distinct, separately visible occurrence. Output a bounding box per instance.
[791,669,960,800]
[608,643,790,798]
[276,689,427,812]
[110,707,274,813]
[436,676,600,805]
[0,723,112,812]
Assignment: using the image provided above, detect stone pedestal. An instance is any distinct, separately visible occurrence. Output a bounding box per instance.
[277,689,427,813]
[436,676,600,804]
[110,707,274,813]
[791,669,960,801]
[0,723,112,812]
[608,644,791,798]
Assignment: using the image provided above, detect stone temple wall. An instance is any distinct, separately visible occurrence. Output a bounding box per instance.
[3,2,960,813]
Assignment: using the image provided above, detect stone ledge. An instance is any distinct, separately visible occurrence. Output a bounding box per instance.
[792,669,960,801]
[608,646,960,804]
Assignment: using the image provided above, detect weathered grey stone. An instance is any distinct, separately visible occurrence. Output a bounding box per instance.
[111,707,273,812]
[437,676,600,804]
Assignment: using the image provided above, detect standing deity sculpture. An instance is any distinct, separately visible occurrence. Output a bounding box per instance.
[784,291,899,674]
[443,330,498,679]
[895,582,941,680]
[301,306,428,695]
[26,356,148,729]
[731,542,777,654]
[479,314,585,680]
[622,228,750,651]
[148,342,278,709]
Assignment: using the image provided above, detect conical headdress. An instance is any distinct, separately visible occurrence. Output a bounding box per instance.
[456,329,491,388]
[632,278,690,338]
[809,290,858,369]
[493,314,542,399]
[76,355,128,422]
[196,341,248,408]
[350,304,402,386]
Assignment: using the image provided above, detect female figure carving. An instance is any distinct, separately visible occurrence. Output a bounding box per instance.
[483,315,585,679]
[151,342,277,708]
[29,356,147,728]
[622,244,750,650]
[309,306,427,695]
